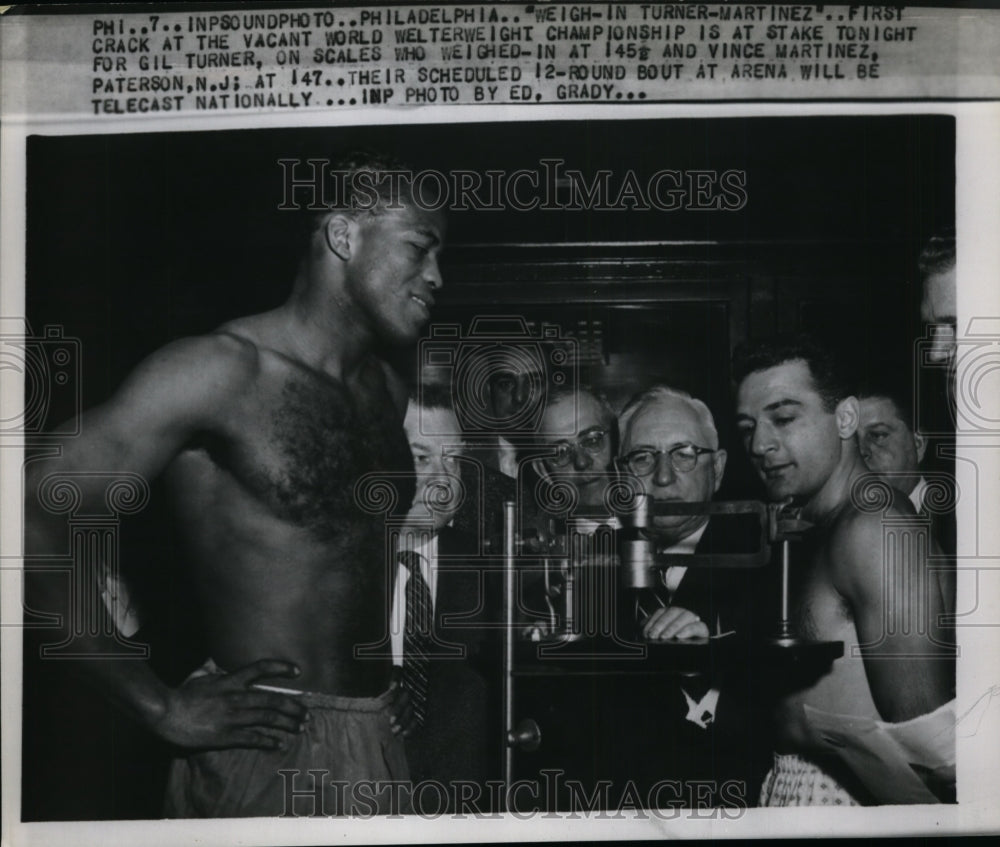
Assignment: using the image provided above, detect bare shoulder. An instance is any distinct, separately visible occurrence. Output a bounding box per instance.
[30,331,268,481]
[828,488,920,595]
[123,331,260,403]
[87,330,265,443]
[832,484,915,542]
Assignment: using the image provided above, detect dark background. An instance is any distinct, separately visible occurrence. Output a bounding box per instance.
[23,114,954,819]
[27,115,955,495]
[27,115,954,400]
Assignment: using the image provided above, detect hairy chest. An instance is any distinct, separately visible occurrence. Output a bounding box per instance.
[207,371,414,540]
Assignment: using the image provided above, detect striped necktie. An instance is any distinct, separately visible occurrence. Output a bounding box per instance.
[399,551,432,727]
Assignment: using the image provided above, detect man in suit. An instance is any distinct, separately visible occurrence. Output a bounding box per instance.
[530,386,620,523]
[617,385,761,642]
[516,386,621,637]
[612,384,771,806]
[393,386,501,812]
[856,384,955,555]
[460,361,544,480]
[919,231,957,383]
[857,388,928,510]
[444,352,545,553]
[856,384,955,621]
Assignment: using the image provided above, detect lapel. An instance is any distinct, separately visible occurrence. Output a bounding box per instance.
[432,526,477,625]
[669,518,737,629]
[670,562,715,626]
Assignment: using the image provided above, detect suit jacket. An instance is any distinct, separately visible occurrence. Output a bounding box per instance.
[402,527,503,802]
[671,514,772,642]
[914,476,957,560]
[613,515,774,804]
[451,461,517,554]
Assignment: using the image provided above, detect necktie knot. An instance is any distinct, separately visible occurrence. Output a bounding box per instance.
[398,550,424,572]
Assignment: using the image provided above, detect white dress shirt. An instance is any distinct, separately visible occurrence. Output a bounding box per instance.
[658,519,708,597]
[390,533,440,667]
[656,520,719,729]
[909,476,929,513]
[497,436,519,479]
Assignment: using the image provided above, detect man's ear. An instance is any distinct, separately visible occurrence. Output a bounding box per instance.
[324,214,353,261]
[712,448,727,493]
[913,431,928,464]
[835,396,859,439]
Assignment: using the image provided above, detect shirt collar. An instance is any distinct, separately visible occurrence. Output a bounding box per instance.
[909,476,929,512]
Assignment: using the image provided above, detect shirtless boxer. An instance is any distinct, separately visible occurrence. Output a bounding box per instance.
[25,152,446,817]
[734,338,954,805]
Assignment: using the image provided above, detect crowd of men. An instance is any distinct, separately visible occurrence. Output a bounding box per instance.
[24,153,958,817]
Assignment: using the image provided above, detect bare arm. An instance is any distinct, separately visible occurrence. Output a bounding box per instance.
[25,333,308,749]
[834,508,955,723]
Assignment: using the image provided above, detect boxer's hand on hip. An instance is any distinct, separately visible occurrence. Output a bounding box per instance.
[154,659,309,750]
[388,676,417,737]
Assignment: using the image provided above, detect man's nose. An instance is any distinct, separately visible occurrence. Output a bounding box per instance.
[424,254,443,291]
[652,452,676,486]
[857,437,871,462]
[572,445,593,472]
[750,424,777,457]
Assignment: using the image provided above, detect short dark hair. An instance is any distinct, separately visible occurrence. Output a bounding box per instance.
[917,229,956,278]
[733,335,852,413]
[303,149,415,246]
[328,149,414,217]
[411,381,454,413]
[855,379,916,431]
[549,385,620,453]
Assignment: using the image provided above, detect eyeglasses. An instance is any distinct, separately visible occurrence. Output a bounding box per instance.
[619,444,715,476]
[543,428,610,469]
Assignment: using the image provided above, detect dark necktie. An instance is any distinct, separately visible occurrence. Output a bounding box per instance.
[632,552,673,624]
[399,551,433,727]
[634,578,672,623]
